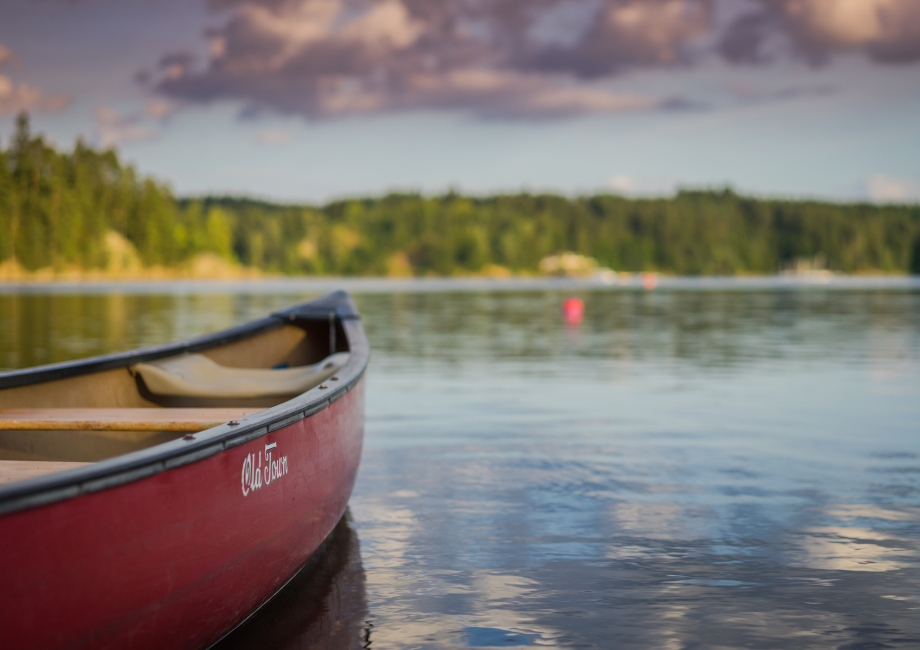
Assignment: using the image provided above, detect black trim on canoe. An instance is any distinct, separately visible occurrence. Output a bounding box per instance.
[0,290,369,516]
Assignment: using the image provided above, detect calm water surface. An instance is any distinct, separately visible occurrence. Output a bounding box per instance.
[2,280,919,649]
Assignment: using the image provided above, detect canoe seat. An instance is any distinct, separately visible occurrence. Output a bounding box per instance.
[131,352,349,399]
[0,408,263,432]
[0,460,90,485]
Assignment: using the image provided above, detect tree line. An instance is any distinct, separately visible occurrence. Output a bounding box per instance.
[3,113,920,276]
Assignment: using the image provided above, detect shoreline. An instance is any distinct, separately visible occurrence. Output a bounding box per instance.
[1,274,918,295]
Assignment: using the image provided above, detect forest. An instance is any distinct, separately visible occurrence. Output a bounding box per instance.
[2,113,920,278]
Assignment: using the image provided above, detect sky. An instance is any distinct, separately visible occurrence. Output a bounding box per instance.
[0,0,918,204]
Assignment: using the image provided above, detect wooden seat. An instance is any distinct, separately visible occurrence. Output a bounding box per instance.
[0,408,262,432]
[0,460,91,485]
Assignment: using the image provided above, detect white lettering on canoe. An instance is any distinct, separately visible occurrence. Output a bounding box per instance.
[241,442,288,496]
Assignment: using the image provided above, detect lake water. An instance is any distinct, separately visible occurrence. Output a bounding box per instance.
[2,278,920,649]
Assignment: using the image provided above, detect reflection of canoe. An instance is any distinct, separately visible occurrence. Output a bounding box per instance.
[0,291,368,650]
[215,511,368,650]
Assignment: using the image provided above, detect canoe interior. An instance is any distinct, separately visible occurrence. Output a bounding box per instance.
[0,319,339,471]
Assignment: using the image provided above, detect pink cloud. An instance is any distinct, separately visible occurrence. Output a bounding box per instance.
[150,0,694,118]
[720,0,920,64]
[148,0,920,120]
[0,45,71,117]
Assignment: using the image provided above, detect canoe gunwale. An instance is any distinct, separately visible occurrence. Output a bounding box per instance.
[0,290,369,516]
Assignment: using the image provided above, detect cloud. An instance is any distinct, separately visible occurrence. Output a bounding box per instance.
[145,97,178,120]
[148,0,920,120]
[520,0,713,78]
[0,44,71,117]
[95,105,156,147]
[93,96,179,148]
[150,0,703,118]
[720,0,920,65]
[607,174,679,196]
[864,174,920,204]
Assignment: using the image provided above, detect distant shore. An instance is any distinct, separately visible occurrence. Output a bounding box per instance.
[0,251,909,286]
[0,253,266,284]
[1,274,918,296]
[4,118,919,280]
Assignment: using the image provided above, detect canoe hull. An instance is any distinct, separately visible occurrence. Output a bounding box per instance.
[0,379,365,650]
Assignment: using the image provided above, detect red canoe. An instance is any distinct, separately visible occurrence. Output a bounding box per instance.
[0,291,368,650]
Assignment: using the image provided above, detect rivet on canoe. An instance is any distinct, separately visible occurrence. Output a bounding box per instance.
[183,434,195,441]
[320,384,328,389]
[228,420,240,425]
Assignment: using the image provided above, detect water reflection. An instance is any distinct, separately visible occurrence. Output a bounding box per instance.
[358,289,920,371]
[350,288,920,649]
[350,448,920,648]
[215,513,368,650]
[0,292,319,370]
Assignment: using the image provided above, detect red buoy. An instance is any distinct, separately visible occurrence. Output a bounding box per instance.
[562,297,585,323]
